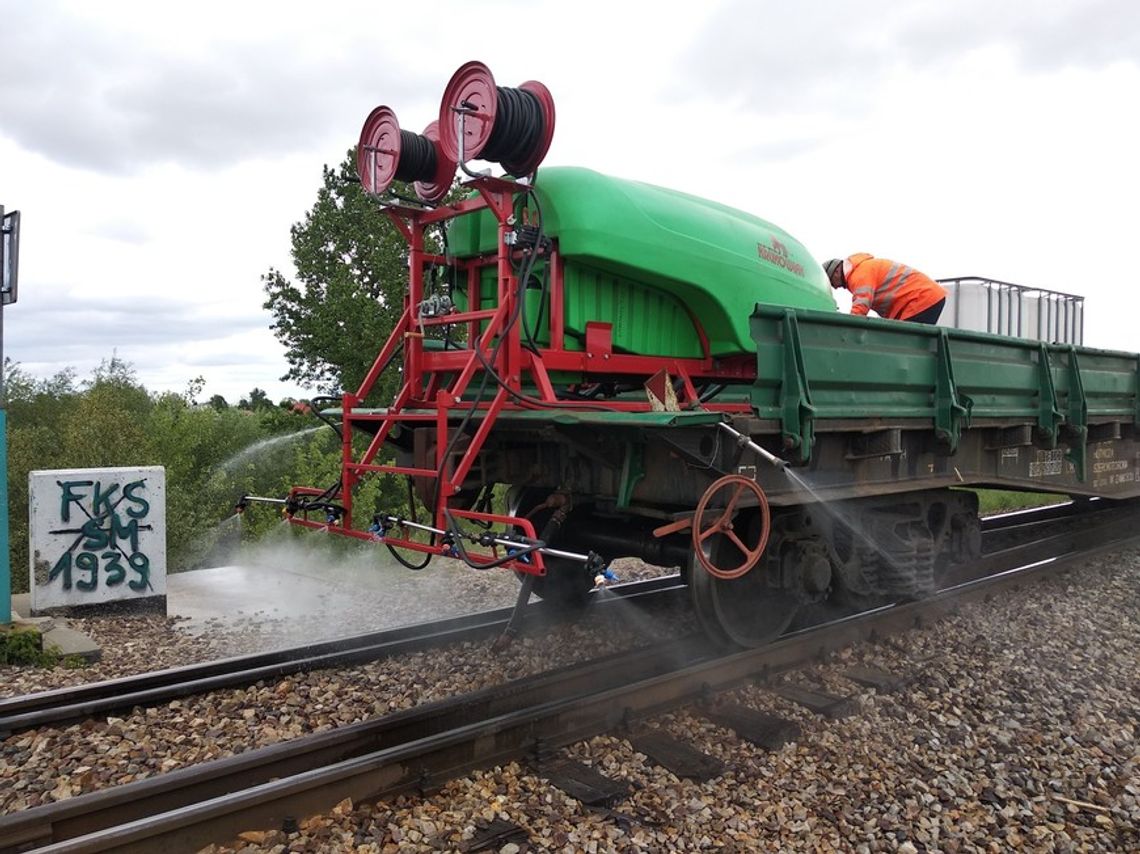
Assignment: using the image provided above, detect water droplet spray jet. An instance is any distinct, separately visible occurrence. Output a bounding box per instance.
[717,421,828,501]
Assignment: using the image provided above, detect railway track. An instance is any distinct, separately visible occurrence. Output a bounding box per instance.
[4,498,1137,853]
[0,576,684,736]
[0,498,1106,738]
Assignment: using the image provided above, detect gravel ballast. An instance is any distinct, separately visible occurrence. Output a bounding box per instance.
[3,548,1137,851]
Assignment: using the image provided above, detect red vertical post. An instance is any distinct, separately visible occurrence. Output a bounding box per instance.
[340,393,356,528]
[434,389,452,528]
[498,201,521,394]
[408,217,425,401]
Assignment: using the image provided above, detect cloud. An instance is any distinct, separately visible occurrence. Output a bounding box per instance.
[88,218,151,245]
[7,293,266,363]
[679,0,1140,115]
[0,2,434,175]
[899,1,1140,72]
[182,349,284,369]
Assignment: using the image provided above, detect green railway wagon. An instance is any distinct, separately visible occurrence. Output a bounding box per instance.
[276,157,1140,648]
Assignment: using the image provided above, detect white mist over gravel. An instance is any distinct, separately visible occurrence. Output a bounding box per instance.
[168,524,521,649]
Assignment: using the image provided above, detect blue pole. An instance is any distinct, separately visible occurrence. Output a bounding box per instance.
[1,203,15,624]
[0,408,9,624]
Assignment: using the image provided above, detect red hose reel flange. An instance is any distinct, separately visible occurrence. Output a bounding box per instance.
[357,105,402,196]
[414,120,457,203]
[504,80,556,176]
[357,108,457,203]
[438,60,498,164]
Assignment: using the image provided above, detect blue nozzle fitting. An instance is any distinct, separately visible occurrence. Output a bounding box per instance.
[368,515,389,541]
[593,567,618,588]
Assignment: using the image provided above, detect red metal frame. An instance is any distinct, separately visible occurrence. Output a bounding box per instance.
[286,175,758,571]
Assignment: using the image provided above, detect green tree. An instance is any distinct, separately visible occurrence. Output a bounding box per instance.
[62,357,153,467]
[239,387,272,411]
[262,151,412,400]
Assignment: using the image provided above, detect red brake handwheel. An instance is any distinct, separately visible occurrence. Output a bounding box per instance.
[692,475,771,580]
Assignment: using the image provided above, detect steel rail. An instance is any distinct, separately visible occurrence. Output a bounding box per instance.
[0,576,684,736]
[0,637,719,853]
[0,498,1120,735]
[6,504,1138,853]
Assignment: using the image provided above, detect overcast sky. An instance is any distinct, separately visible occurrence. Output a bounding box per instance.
[1,0,1137,404]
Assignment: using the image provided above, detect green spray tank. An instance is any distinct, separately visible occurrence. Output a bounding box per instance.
[447,166,835,358]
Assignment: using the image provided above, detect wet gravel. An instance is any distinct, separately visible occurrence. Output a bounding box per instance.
[206,546,1137,852]
[0,559,681,813]
[3,548,1137,851]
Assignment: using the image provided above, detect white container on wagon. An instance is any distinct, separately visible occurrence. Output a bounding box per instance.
[937,277,1083,345]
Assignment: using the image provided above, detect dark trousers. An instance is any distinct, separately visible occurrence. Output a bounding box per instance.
[905,298,945,325]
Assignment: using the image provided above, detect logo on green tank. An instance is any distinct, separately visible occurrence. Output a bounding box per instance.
[757,237,805,277]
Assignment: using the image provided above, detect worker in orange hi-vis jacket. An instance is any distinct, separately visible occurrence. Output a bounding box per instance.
[823,254,947,324]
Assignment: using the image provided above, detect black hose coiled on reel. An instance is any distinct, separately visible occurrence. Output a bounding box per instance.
[481,87,545,174]
[393,130,438,183]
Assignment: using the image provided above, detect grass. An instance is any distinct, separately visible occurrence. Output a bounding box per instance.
[972,488,1069,516]
[0,624,87,668]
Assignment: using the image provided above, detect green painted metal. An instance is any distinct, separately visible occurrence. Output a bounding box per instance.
[1034,343,1063,448]
[1060,347,1089,480]
[1136,355,1140,427]
[617,441,646,509]
[934,331,973,453]
[776,311,816,463]
[449,167,835,356]
[751,305,1139,480]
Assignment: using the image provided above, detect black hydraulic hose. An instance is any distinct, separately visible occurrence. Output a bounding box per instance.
[307,395,346,445]
[385,476,431,570]
[444,509,545,570]
[386,542,431,570]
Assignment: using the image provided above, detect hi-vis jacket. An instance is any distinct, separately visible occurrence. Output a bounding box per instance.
[844,253,946,321]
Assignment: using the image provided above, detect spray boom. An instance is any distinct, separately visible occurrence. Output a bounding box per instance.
[717,422,788,470]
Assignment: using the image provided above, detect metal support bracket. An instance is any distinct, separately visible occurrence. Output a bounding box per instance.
[616,441,645,508]
[1062,346,1088,481]
[1035,343,1064,448]
[934,331,972,454]
[1134,355,1140,440]
[778,311,816,465]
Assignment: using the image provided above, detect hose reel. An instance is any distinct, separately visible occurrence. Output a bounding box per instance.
[357,107,456,203]
[437,60,556,176]
[356,61,556,201]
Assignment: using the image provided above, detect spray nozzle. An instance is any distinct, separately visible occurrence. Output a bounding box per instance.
[592,567,618,589]
[368,514,390,541]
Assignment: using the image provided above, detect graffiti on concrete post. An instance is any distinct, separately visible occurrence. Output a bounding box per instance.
[48,478,155,593]
[30,466,166,613]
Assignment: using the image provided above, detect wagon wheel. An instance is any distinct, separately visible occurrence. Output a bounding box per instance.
[689,476,797,648]
[692,475,771,580]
